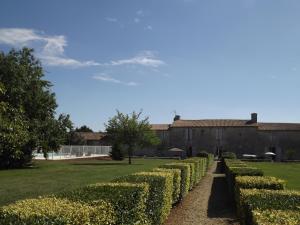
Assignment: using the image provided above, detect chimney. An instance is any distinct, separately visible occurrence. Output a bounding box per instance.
[251,113,257,123]
[174,115,181,121]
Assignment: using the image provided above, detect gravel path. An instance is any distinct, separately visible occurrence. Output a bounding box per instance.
[164,161,240,225]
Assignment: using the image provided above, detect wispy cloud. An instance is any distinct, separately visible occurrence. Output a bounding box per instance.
[105,17,118,23]
[136,10,144,16]
[145,25,153,30]
[92,74,138,86]
[0,28,99,68]
[110,51,165,68]
[134,18,140,23]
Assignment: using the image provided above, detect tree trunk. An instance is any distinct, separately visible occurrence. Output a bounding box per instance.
[128,148,132,165]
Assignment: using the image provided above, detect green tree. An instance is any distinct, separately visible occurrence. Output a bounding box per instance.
[0,48,72,168]
[75,125,93,132]
[105,110,160,164]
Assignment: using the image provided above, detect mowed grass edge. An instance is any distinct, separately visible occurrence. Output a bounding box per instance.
[247,162,300,191]
[0,158,175,206]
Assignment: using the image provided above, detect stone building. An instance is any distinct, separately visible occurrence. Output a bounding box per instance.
[144,113,300,161]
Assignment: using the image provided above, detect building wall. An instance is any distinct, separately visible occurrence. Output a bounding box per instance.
[143,127,300,160]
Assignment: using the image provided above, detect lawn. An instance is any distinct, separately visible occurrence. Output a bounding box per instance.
[247,162,300,190]
[0,158,175,206]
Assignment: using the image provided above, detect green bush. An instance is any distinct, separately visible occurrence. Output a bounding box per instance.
[184,162,195,189]
[58,182,149,225]
[222,151,237,159]
[196,157,207,176]
[153,168,181,204]
[235,176,286,219]
[184,158,201,184]
[0,197,115,225]
[252,209,300,225]
[159,163,191,198]
[240,189,300,225]
[114,172,173,225]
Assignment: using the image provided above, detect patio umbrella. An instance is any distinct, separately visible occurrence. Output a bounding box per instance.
[265,152,276,156]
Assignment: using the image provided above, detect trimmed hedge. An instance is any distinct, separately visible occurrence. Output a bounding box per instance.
[183,158,201,184]
[196,157,207,177]
[0,197,115,225]
[235,176,286,219]
[240,189,300,225]
[153,168,181,204]
[58,182,149,225]
[159,163,191,198]
[114,172,173,225]
[252,209,300,225]
[185,162,196,189]
[222,151,237,159]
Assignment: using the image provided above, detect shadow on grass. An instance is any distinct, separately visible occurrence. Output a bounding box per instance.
[71,162,143,166]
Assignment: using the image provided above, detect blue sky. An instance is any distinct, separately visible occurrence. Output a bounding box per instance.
[1,0,300,131]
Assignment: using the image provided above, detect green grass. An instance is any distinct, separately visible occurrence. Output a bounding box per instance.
[247,162,300,191]
[0,158,175,206]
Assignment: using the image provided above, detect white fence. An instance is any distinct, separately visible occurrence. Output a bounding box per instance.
[34,145,112,160]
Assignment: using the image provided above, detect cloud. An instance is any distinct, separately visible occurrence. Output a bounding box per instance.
[110,51,165,68]
[134,18,140,23]
[92,74,138,86]
[0,28,99,68]
[136,10,144,16]
[145,25,153,30]
[105,17,118,22]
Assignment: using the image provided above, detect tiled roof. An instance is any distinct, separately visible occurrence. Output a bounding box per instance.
[171,119,258,127]
[75,132,106,140]
[151,124,170,131]
[258,123,300,131]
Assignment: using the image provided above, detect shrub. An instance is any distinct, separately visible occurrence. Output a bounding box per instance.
[58,182,149,225]
[235,176,286,218]
[252,209,300,225]
[153,168,181,204]
[0,197,115,225]
[159,163,191,198]
[183,158,201,184]
[184,162,195,189]
[109,142,124,160]
[114,172,173,225]
[222,151,237,159]
[196,151,209,158]
[240,189,300,225]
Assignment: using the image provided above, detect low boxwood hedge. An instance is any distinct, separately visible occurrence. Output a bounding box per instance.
[235,176,286,218]
[184,162,195,190]
[153,168,181,204]
[0,197,115,225]
[114,171,173,225]
[239,189,300,225]
[252,209,300,225]
[183,158,201,185]
[58,182,149,225]
[159,163,191,198]
[196,157,207,176]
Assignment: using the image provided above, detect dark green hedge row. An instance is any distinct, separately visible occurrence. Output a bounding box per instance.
[252,209,300,225]
[58,182,150,225]
[0,197,116,225]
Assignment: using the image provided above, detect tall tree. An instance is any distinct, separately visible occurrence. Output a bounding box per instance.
[0,48,72,168]
[75,125,93,132]
[105,110,160,164]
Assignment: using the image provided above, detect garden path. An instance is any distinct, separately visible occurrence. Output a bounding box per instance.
[164,161,240,225]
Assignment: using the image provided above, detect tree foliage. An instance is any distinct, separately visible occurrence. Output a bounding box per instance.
[0,48,72,168]
[75,125,93,132]
[105,110,160,164]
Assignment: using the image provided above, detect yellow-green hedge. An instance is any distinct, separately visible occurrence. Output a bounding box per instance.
[183,158,202,185]
[252,209,300,225]
[184,162,195,190]
[160,163,191,198]
[0,197,115,225]
[114,171,173,225]
[235,176,286,219]
[58,182,149,225]
[153,168,181,204]
[239,189,300,225]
